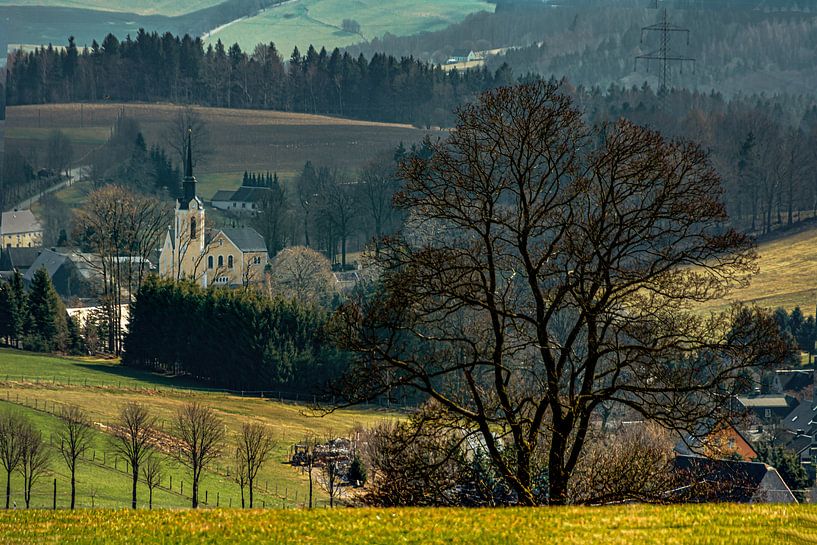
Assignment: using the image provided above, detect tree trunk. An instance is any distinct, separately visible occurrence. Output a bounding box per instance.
[248,478,253,509]
[5,470,10,509]
[149,488,153,510]
[70,468,76,509]
[192,477,198,508]
[241,486,245,509]
[131,467,138,509]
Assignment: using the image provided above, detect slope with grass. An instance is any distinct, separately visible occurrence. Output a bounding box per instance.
[698,224,817,314]
[5,103,432,201]
[0,504,809,544]
[205,0,495,58]
[0,0,221,16]
[0,348,398,509]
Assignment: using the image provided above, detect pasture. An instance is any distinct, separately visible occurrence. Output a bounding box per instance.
[0,348,397,510]
[5,103,433,199]
[0,0,222,16]
[0,504,809,544]
[204,0,495,56]
[699,223,817,314]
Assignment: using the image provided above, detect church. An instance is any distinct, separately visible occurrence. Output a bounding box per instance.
[158,134,268,288]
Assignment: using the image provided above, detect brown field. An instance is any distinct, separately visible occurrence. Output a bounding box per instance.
[699,223,817,314]
[5,103,435,198]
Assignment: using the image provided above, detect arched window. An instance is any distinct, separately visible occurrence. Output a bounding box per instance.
[228,255,234,269]
[207,256,214,269]
[218,255,224,268]
[190,217,197,239]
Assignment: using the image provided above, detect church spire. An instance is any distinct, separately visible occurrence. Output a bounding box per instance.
[185,128,193,178]
[181,128,198,207]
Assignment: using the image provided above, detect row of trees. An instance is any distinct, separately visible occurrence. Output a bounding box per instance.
[5,32,512,127]
[0,401,276,510]
[123,276,346,392]
[0,270,83,354]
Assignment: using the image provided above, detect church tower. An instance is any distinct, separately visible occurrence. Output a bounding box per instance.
[160,130,207,284]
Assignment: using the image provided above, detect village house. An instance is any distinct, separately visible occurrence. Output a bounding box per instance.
[672,455,797,504]
[0,209,42,248]
[158,136,268,287]
[210,186,269,214]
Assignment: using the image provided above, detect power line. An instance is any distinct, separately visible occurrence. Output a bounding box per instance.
[634,2,695,95]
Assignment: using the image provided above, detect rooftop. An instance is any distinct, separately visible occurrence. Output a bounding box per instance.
[1,210,42,236]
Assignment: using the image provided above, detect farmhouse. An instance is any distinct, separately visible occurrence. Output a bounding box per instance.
[673,455,797,503]
[158,137,268,287]
[446,49,478,64]
[1,209,43,248]
[210,186,269,214]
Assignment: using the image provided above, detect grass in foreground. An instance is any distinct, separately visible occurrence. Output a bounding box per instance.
[0,504,810,545]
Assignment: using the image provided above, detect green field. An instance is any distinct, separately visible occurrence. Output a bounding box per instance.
[0,504,811,544]
[205,0,495,56]
[0,348,397,510]
[0,0,221,16]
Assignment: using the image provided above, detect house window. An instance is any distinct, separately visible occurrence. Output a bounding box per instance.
[242,203,246,208]
[228,255,234,269]
[253,256,261,264]
[218,255,224,268]
[190,217,197,239]
[208,256,214,269]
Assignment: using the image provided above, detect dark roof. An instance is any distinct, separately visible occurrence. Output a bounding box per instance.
[672,455,771,503]
[23,249,68,282]
[230,186,270,203]
[219,228,267,253]
[211,190,235,201]
[783,432,813,455]
[781,401,817,433]
[450,48,472,58]
[0,247,42,272]
[777,370,812,393]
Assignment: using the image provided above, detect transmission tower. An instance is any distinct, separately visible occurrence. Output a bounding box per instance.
[634,4,695,94]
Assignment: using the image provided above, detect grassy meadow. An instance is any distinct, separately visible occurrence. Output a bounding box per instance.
[205,0,495,58]
[0,348,398,510]
[0,504,812,544]
[0,0,221,16]
[5,103,433,201]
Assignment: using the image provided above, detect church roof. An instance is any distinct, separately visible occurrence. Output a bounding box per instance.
[219,228,267,253]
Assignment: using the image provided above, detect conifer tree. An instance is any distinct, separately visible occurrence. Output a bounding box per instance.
[26,268,67,352]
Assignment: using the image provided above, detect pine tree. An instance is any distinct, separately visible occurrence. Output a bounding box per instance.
[26,268,68,352]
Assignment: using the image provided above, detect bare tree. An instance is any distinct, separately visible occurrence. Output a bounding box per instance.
[174,402,225,508]
[336,81,789,505]
[57,405,93,509]
[231,447,248,508]
[236,423,275,508]
[18,423,50,509]
[141,454,164,510]
[358,154,401,254]
[268,246,336,305]
[164,106,210,171]
[318,459,345,508]
[46,129,73,178]
[111,402,157,509]
[0,411,26,509]
[74,186,171,353]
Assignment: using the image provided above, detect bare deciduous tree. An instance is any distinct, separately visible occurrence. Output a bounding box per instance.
[141,454,164,510]
[0,411,26,509]
[57,405,93,509]
[268,246,336,305]
[236,423,275,508]
[232,447,248,508]
[111,402,157,509]
[318,459,345,508]
[336,81,789,505]
[18,423,50,509]
[164,106,210,171]
[174,402,225,508]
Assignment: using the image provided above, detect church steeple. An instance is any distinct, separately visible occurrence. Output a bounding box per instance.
[181,129,197,208]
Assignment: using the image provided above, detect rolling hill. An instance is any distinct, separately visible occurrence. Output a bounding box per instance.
[0,348,396,510]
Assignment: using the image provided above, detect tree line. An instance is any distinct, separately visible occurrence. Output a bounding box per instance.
[0,400,276,510]
[123,276,347,392]
[5,32,512,127]
[0,270,84,355]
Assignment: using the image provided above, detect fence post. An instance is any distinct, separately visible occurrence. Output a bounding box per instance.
[53,479,57,510]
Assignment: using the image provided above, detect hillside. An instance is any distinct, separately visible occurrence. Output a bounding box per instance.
[5,103,433,199]
[0,348,396,509]
[698,224,817,314]
[0,504,807,544]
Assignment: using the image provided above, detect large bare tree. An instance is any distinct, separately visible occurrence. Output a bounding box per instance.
[111,402,157,509]
[174,402,225,508]
[57,405,93,509]
[18,423,50,509]
[235,422,275,509]
[336,81,788,505]
[163,106,210,171]
[74,186,170,353]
